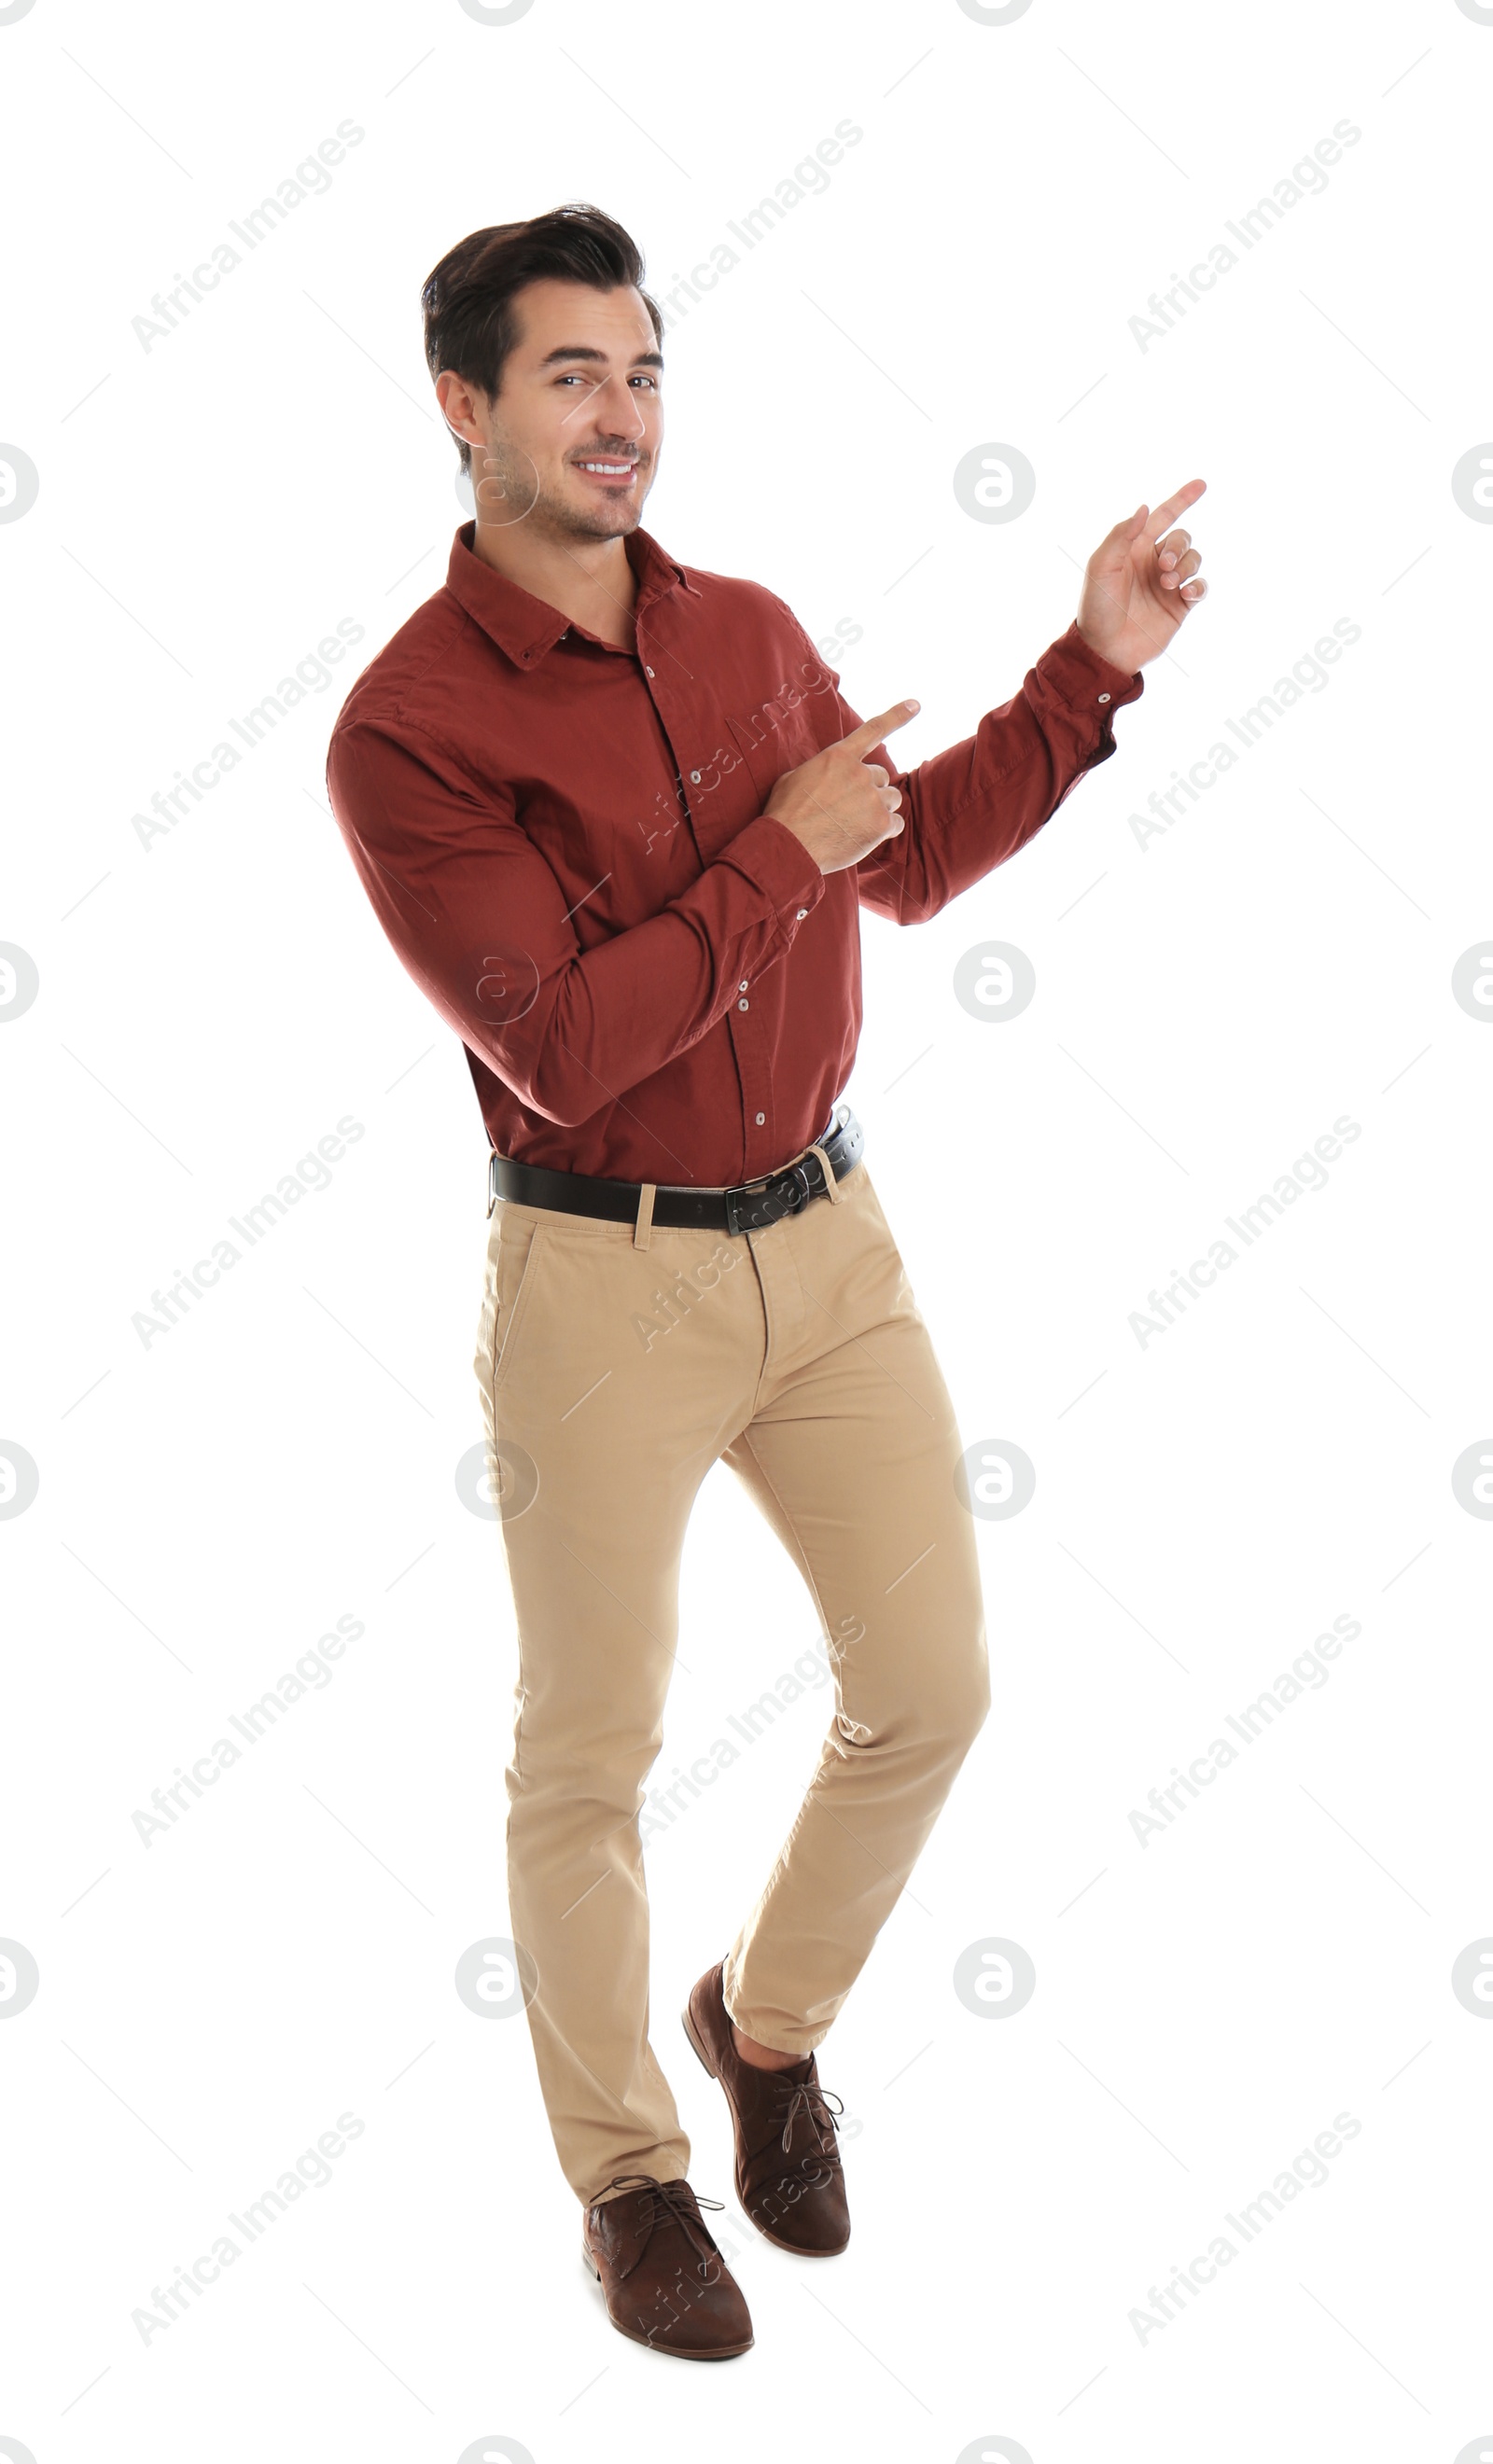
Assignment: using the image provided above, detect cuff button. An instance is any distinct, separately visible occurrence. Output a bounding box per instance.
[1097,691,1111,704]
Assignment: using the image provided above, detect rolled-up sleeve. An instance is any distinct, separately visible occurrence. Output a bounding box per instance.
[325,714,827,1128]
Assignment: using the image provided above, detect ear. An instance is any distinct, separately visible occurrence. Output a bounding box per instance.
[435,367,485,451]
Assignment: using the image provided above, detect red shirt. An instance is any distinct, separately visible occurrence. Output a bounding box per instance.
[325,521,1143,1189]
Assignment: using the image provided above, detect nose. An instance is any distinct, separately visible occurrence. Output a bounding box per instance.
[607,375,646,442]
[571,370,647,442]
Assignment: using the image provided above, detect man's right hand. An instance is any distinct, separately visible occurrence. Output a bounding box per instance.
[764,702,920,875]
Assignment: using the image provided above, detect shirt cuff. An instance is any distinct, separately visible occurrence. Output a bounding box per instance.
[717,811,828,933]
[1040,619,1147,713]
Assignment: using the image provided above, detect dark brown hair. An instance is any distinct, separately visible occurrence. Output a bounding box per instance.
[421,203,663,475]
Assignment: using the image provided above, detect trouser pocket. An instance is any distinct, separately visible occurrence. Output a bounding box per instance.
[489,1217,548,1399]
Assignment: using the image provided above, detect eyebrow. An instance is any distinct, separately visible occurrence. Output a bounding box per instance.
[536,343,664,370]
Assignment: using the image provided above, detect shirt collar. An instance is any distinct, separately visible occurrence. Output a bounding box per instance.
[444,519,700,670]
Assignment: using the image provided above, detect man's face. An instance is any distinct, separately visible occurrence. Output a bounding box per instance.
[452,278,663,543]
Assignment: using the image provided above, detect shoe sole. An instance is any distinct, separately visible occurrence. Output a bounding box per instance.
[680,1998,849,2259]
[579,2246,754,2359]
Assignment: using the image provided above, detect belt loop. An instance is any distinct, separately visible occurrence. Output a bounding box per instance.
[805,1140,844,1203]
[634,1181,656,1249]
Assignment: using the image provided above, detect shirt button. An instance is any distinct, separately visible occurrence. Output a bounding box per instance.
[738,997,749,1010]
[755,1111,765,1126]
[1097,691,1111,703]
[690,769,702,784]
[738,980,748,991]
[795,908,808,920]
[645,665,656,678]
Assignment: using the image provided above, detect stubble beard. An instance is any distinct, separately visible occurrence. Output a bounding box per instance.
[471,438,650,544]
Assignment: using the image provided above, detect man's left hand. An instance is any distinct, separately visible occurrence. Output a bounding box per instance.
[1076,478,1209,675]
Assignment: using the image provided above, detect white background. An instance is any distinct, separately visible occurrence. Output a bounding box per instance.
[3,0,1492,2457]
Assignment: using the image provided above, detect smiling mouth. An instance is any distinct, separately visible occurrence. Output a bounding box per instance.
[574,459,638,482]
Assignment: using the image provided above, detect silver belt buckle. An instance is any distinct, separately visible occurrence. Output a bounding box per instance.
[724,1156,816,1237]
[723,1176,766,1238]
[487,1150,499,1219]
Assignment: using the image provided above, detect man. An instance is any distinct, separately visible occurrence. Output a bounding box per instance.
[325,202,1207,2362]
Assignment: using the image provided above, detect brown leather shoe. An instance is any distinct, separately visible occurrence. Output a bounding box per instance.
[581,2173,754,2359]
[682,1963,851,2256]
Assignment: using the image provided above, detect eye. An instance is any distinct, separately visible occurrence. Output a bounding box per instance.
[630,373,659,390]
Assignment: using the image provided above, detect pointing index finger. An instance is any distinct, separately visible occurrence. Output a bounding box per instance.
[838,699,921,757]
[1144,478,1207,540]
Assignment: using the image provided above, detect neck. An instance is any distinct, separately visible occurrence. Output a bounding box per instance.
[471,516,639,649]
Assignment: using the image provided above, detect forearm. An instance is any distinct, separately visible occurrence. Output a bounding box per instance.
[857,621,1143,925]
[510,819,824,1123]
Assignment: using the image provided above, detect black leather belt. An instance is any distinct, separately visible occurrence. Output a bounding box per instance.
[487,1105,864,1234]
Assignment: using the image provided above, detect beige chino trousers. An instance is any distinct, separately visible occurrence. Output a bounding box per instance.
[473,1127,990,2208]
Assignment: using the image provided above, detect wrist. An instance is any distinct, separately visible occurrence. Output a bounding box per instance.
[1071,616,1138,681]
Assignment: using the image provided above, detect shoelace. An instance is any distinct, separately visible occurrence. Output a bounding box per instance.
[770,2074,845,2162]
[601,2173,725,2269]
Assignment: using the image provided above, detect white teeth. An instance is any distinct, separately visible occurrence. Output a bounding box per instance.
[579,462,633,474]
